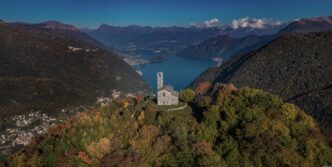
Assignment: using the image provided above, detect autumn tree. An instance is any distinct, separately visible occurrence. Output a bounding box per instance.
[179,89,196,102]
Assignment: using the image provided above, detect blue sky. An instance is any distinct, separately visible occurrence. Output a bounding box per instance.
[0,0,331,28]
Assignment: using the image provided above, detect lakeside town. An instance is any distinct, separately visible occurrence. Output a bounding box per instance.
[0,89,150,156]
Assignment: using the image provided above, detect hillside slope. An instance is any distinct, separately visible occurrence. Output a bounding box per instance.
[190,31,332,137]
[279,16,332,34]
[9,21,111,51]
[0,22,148,118]
[3,85,332,166]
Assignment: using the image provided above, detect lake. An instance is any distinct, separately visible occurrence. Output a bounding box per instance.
[133,51,215,92]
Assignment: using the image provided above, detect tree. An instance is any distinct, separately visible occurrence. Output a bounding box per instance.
[197,96,212,108]
[179,89,196,102]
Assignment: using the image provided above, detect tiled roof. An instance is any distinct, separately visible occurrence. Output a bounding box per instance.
[158,85,179,96]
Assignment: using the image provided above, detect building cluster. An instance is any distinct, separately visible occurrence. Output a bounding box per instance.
[0,111,58,155]
[0,89,152,156]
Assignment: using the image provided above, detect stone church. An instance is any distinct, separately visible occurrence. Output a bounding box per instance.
[157,72,179,105]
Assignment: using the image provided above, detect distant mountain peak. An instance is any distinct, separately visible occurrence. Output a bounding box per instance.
[278,15,332,34]
[38,20,80,32]
[297,15,332,24]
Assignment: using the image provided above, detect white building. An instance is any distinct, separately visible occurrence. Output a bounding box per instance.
[157,72,179,105]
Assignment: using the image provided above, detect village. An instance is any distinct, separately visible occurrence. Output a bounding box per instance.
[0,89,140,156]
[0,111,58,155]
[0,73,187,156]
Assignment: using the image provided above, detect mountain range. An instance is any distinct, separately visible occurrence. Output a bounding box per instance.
[83,20,286,54]
[177,16,332,59]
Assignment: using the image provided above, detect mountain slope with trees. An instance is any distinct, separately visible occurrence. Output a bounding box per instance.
[3,85,332,166]
[0,21,148,119]
[190,31,332,138]
[176,35,271,59]
[9,21,112,51]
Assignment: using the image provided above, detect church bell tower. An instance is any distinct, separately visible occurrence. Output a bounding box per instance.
[157,72,163,90]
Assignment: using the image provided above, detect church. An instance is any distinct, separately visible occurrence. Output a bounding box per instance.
[157,72,179,105]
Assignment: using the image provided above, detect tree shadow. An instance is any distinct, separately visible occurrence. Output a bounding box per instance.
[188,102,204,123]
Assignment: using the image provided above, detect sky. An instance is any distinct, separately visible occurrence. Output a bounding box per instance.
[0,0,332,28]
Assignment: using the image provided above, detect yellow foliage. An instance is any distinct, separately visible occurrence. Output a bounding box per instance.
[281,103,298,121]
[138,110,145,122]
[270,120,290,137]
[86,138,111,159]
[299,113,316,129]
[123,101,130,108]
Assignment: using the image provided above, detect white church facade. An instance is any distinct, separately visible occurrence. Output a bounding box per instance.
[157,72,179,105]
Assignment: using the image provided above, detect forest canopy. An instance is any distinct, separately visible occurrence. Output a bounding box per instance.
[4,84,332,167]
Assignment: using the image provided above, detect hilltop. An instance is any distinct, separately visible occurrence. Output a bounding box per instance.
[2,85,332,166]
[9,21,111,51]
[190,31,332,138]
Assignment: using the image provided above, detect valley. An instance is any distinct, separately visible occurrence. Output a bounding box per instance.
[1,1,332,164]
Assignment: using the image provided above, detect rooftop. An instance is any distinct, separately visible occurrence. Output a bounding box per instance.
[159,85,179,96]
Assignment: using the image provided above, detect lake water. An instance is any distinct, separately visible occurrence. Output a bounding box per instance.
[133,51,215,92]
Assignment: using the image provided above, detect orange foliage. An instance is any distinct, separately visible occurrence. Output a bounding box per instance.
[193,141,214,156]
[195,81,212,95]
[87,138,111,159]
[77,151,93,165]
[139,125,160,145]
[153,135,171,155]
[138,111,145,122]
[92,111,101,122]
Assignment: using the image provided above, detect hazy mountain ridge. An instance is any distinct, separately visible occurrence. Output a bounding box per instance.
[177,15,332,60]
[87,24,222,53]
[190,31,332,137]
[279,15,332,34]
[85,22,286,54]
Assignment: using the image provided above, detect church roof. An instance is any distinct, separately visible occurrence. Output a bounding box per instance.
[158,85,179,96]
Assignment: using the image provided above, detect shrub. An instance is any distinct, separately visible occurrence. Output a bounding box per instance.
[179,89,196,102]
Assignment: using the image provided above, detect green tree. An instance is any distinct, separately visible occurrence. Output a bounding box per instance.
[179,89,196,102]
[197,96,212,108]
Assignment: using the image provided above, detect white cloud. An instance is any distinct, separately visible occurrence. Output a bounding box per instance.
[191,18,222,28]
[203,18,221,28]
[190,22,198,27]
[231,17,282,29]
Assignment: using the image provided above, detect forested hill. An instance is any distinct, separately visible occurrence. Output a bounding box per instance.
[176,34,271,59]
[0,21,148,118]
[3,85,332,166]
[9,20,112,52]
[190,31,332,138]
